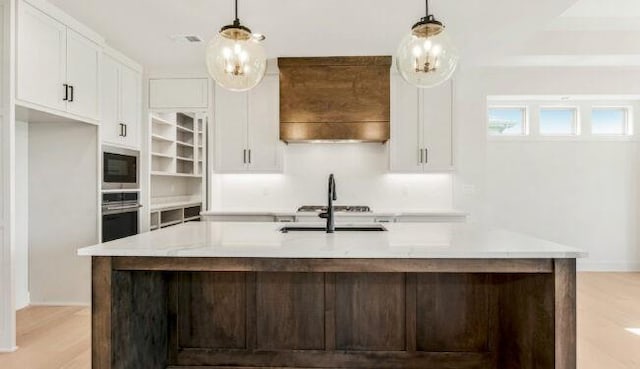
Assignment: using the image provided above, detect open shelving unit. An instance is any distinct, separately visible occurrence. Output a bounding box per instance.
[149,111,208,230]
[149,203,203,231]
[150,112,206,177]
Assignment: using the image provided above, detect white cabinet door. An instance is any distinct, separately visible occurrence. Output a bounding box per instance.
[120,65,141,149]
[215,87,248,172]
[149,78,209,109]
[66,29,100,120]
[422,80,453,171]
[100,55,121,145]
[247,75,282,172]
[17,2,67,112]
[389,73,423,172]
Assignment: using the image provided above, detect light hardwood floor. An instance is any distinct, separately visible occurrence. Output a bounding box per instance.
[0,273,638,369]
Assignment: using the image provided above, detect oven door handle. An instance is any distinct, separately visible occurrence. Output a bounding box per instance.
[102,204,142,215]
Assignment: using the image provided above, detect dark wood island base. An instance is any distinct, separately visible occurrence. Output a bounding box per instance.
[91,257,576,369]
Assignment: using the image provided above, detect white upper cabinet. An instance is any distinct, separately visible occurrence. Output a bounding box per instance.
[389,72,454,173]
[247,75,281,172]
[17,1,101,123]
[215,86,248,172]
[421,80,453,171]
[101,53,142,149]
[389,74,422,172]
[149,78,209,109]
[100,55,120,145]
[66,29,100,120]
[119,64,141,148]
[215,73,282,173]
[17,1,67,112]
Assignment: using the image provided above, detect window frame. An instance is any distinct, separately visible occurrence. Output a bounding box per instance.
[590,106,632,136]
[486,105,529,138]
[538,106,580,137]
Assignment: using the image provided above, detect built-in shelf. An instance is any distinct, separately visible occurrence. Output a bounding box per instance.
[160,219,183,228]
[151,171,202,178]
[176,125,194,133]
[152,152,174,159]
[150,111,206,232]
[150,203,202,231]
[151,115,175,126]
[152,134,173,142]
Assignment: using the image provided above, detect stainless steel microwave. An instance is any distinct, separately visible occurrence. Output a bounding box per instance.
[102,148,139,190]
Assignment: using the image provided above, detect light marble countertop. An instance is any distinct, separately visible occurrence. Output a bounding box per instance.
[78,222,586,259]
[201,209,469,218]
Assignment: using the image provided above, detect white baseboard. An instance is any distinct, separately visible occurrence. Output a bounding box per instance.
[0,346,18,353]
[577,260,640,272]
[28,302,90,307]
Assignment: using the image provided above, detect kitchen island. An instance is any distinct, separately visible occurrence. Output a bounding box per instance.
[78,222,585,369]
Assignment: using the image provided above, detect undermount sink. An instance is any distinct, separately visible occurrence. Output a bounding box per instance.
[280,225,388,233]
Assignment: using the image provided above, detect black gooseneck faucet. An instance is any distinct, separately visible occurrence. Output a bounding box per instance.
[320,174,337,233]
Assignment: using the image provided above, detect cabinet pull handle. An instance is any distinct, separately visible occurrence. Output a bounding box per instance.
[419,148,423,164]
[243,149,247,164]
[123,124,127,137]
[63,84,69,101]
[248,149,251,164]
[424,147,428,164]
[69,85,74,102]
[118,123,124,137]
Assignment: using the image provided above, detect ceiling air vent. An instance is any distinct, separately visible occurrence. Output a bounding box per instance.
[169,35,203,43]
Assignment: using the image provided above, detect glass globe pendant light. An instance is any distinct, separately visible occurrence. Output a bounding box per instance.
[396,0,458,88]
[206,0,267,92]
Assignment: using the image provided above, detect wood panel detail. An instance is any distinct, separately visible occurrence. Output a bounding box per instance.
[92,257,112,369]
[111,271,168,369]
[554,259,577,369]
[177,272,247,349]
[497,274,555,369]
[256,272,325,350]
[175,349,492,369]
[278,56,391,142]
[112,257,554,274]
[335,273,405,351]
[416,274,493,352]
[93,256,576,369]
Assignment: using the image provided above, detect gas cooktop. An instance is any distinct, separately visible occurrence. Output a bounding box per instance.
[297,205,372,213]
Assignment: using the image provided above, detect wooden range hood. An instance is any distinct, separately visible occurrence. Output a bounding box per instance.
[278,56,391,143]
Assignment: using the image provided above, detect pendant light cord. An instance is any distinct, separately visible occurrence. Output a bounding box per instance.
[234,0,239,22]
[425,0,429,17]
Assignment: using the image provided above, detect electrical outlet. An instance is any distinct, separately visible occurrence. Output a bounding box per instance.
[462,184,477,195]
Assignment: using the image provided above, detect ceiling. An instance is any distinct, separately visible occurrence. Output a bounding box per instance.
[47,0,640,72]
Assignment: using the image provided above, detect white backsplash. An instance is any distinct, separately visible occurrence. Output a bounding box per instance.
[211,143,453,211]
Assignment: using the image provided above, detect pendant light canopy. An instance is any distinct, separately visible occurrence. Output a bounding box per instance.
[396,0,458,88]
[206,0,267,92]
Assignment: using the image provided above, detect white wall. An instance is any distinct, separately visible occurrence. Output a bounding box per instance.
[454,66,640,271]
[211,143,453,211]
[28,121,97,305]
[0,0,16,352]
[14,120,28,308]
